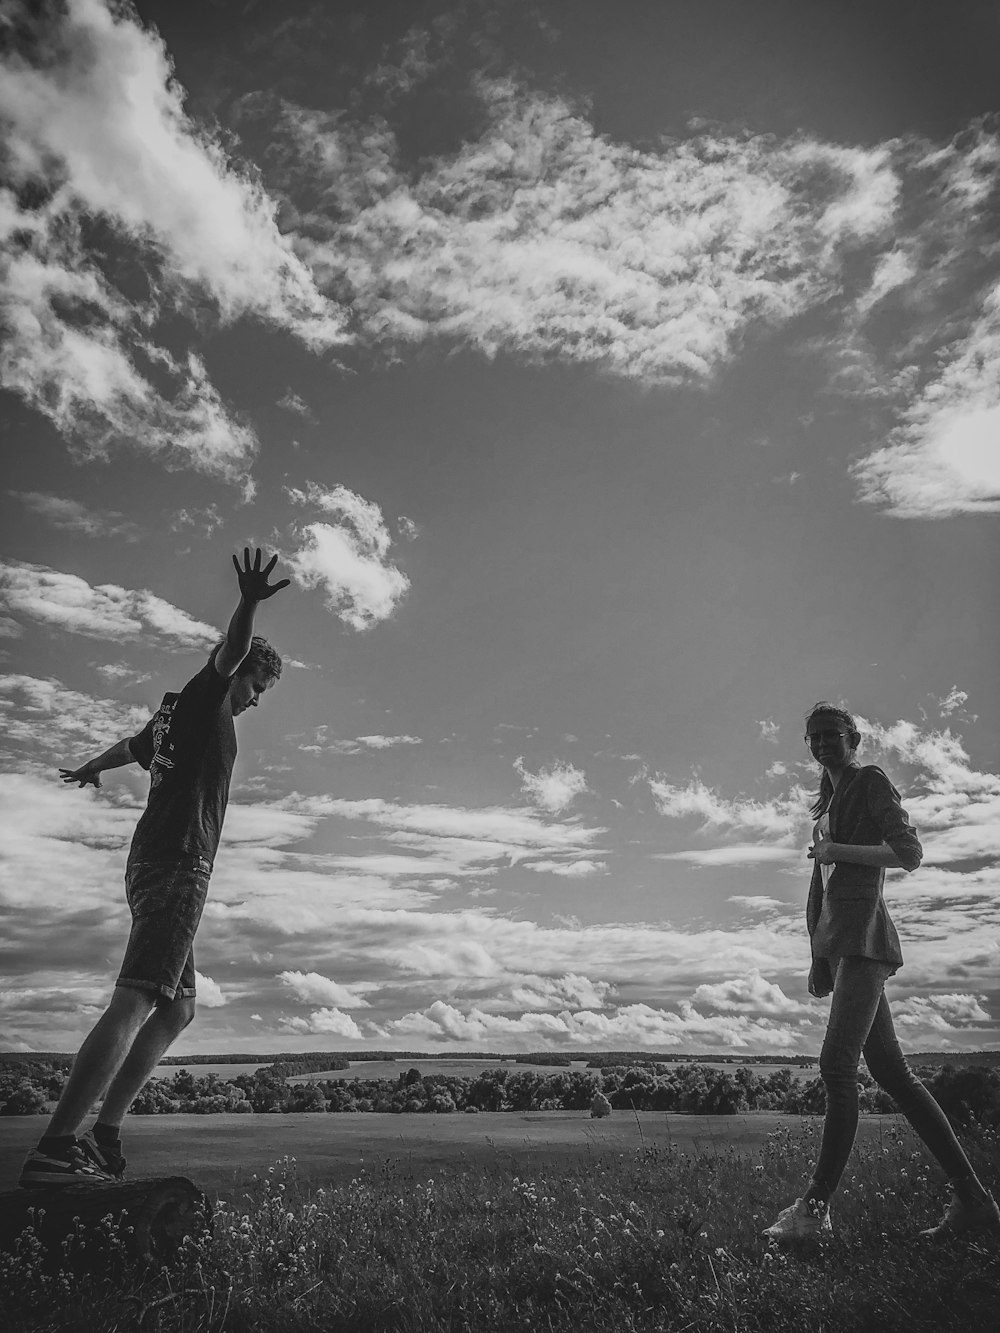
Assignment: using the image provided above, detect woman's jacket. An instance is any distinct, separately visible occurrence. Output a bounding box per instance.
[807,764,922,996]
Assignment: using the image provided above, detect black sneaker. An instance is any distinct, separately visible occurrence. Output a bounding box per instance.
[18,1140,116,1188]
[78,1130,127,1181]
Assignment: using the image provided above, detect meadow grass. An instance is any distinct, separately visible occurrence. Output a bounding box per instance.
[1,1117,997,1332]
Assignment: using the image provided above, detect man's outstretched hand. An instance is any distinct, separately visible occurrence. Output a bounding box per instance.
[59,762,101,788]
[234,548,291,604]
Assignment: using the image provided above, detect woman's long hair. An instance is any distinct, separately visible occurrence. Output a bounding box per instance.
[806,701,860,819]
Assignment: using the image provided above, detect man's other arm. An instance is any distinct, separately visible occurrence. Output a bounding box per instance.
[59,738,137,788]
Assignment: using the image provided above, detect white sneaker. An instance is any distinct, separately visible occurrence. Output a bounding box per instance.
[762,1197,832,1242]
[920,1189,1000,1240]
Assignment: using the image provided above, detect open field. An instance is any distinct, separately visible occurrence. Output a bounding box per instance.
[2,1113,997,1332]
[1,1110,913,1197]
[149,1057,819,1084]
[151,1062,267,1080]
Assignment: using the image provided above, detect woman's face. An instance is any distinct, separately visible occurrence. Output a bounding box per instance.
[805,713,855,771]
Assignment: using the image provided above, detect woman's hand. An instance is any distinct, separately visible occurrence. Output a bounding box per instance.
[807,833,837,865]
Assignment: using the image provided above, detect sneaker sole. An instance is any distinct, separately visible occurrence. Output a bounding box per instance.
[18,1171,115,1188]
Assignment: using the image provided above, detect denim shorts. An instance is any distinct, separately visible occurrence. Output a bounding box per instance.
[117,857,212,1003]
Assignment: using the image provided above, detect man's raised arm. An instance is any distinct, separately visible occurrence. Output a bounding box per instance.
[214,547,290,680]
[59,738,137,788]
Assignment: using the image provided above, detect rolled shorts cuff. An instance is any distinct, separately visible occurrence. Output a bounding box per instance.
[116,977,198,1003]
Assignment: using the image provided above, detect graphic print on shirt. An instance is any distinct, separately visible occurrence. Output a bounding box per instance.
[148,694,180,789]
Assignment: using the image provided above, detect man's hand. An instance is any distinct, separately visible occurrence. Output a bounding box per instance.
[59,761,101,788]
[233,548,290,604]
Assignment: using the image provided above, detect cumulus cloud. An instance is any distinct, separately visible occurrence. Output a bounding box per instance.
[278,1008,365,1039]
[194,971,226,1008]
[515,757,589,813]
[0,0,343,480]
[507,974,615,1011]
[278,969,372,1009]
[892,993,991,1030]
[0,561,218,648]
[285,483,410,630]
[380,998,805,1051]
[692,969,809,1016]
[857,713,1000,863]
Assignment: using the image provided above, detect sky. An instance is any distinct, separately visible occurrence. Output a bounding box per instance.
[1,0,998,1056]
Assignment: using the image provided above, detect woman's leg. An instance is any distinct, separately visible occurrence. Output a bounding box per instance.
[862,992,982,1194]
[805,957,892,1206]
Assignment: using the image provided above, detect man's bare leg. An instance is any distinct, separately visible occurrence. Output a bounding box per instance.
[45,987,157,1138]
[97,996,196,1129]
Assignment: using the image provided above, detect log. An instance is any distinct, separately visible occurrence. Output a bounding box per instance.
[0,1177,210,1266]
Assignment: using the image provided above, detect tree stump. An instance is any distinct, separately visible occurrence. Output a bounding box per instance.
[0,1177,210,1266]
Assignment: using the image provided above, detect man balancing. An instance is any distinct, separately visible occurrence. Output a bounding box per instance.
[19,548,290,1187]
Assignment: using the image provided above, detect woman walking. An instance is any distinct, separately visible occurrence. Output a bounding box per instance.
[763,702,999,1241]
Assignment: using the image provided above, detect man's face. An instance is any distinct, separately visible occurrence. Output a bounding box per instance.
[805,713,855,769]
[231,668,276,716]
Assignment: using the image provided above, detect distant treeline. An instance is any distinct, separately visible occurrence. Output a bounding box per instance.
[4,1058,999,1124]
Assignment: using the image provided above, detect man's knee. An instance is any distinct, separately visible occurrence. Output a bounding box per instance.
[108,985,159,1029]
[162,995,196,1033]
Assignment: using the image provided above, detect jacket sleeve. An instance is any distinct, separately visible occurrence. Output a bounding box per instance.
[865,767,922,871]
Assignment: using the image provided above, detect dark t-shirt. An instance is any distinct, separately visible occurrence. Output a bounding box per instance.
[127,661,236,867]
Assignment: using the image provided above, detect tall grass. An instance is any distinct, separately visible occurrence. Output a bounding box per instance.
[1,1118,997,1331]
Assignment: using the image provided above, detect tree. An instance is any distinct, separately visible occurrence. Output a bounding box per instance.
[590,1092,612,1119]
[0,1079,46,1115]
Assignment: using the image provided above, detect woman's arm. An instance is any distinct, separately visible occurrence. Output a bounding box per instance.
[809,837,904,869]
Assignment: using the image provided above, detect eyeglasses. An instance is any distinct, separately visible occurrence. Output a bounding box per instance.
[805,730,849,745]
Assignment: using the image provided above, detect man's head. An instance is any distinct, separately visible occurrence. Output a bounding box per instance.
[227,636,282,716]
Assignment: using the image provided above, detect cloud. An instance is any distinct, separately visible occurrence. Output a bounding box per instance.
[937,686,970,717]
[278,969,372,1009]
[278,1008,365,1039]
[355,734,422,749]
[8,492,139,540]
[656,845,801,867]
[514,757,589,813]
[524,858,607,877]
[692,969,809,1016]
[277,391,317,422]
[272,78,899,387]
[95,662,152,686]
[892,993,991,1031]
[856,713,1000,863]
[194,971,226,1008]
[0,0,343,480]
[285,483,410,630]
[0,673,150,758]
[0,561,218,648]
[853,284,1000,517]
[507,974,615,1011]
[379,998,806,1051]
[648,775,807,843]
